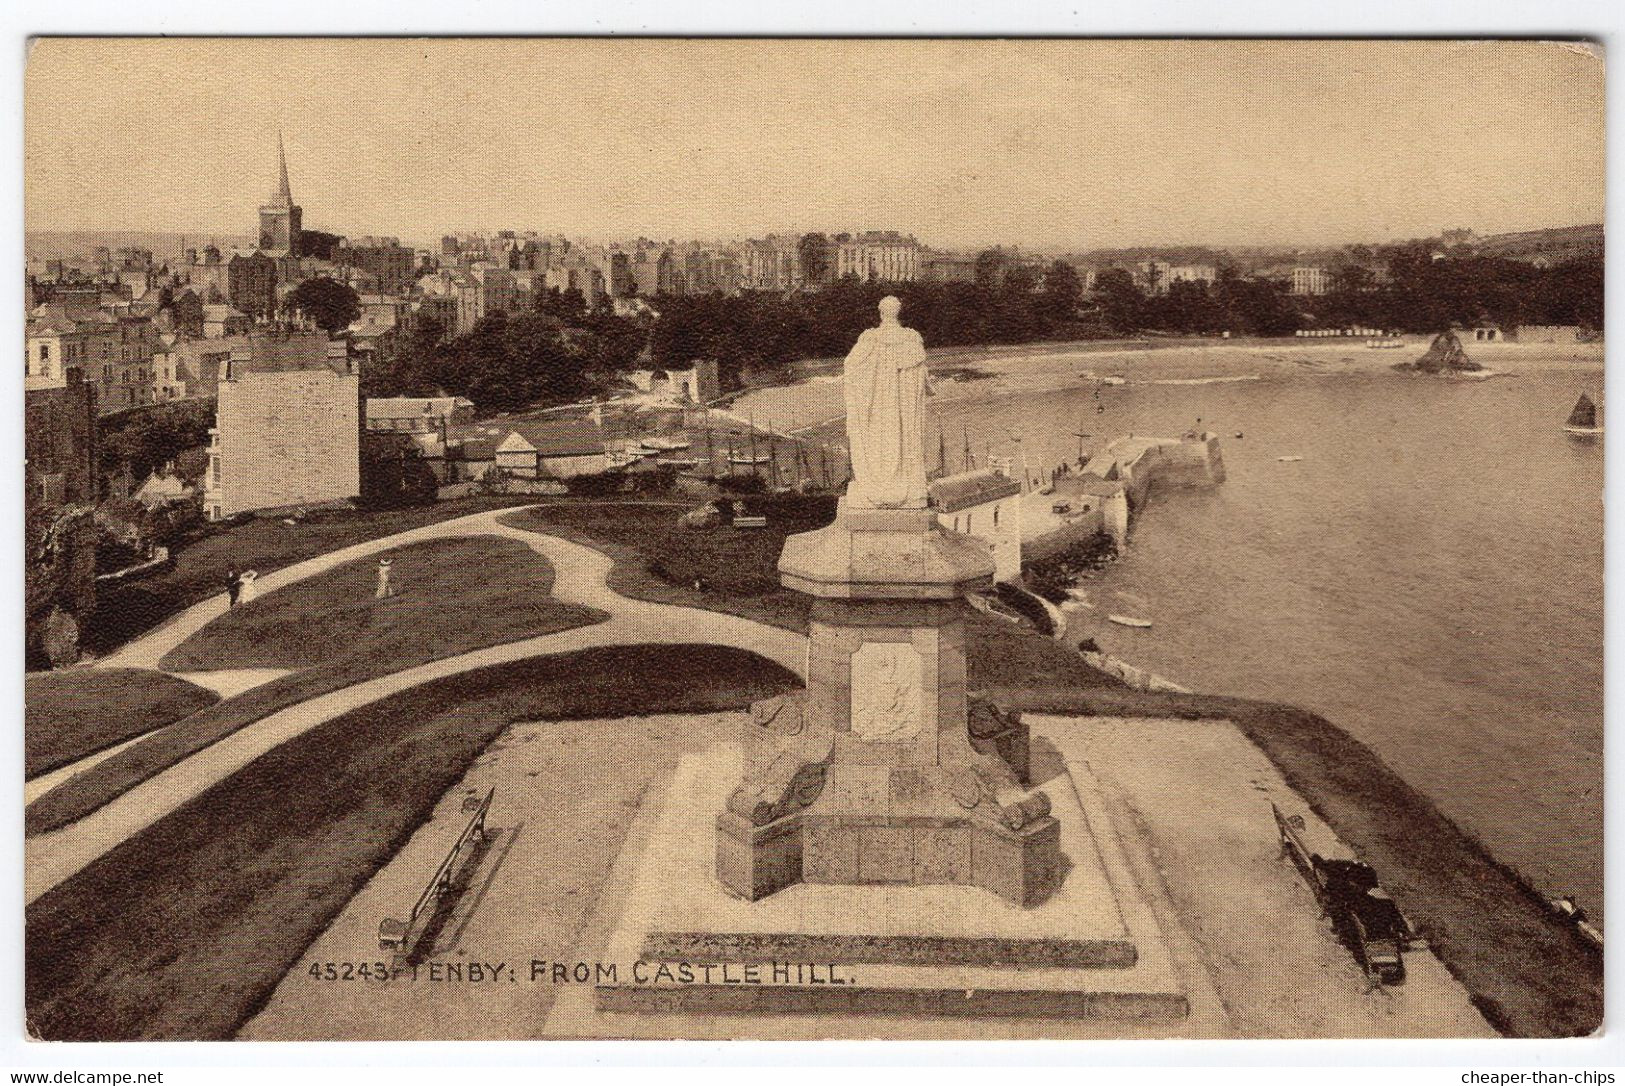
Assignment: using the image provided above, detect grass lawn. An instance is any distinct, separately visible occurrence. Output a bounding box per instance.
[25,645,799,1041]
[84,497,534,657]
[159,536,585,672]
[25,670,218,779]
[500,504,1119,696]
[27,537,607,837]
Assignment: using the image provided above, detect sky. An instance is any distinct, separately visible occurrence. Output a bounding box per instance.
[23,38,1606,252]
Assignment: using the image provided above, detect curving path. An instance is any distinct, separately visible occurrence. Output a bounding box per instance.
[27,507,806,905]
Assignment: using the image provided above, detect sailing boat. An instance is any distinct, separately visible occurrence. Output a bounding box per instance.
[1565,393,1604,437]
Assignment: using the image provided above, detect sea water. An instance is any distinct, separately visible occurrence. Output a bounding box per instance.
[736,342,1605,915]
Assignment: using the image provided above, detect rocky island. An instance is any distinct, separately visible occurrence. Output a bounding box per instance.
[1394,329,1484,374]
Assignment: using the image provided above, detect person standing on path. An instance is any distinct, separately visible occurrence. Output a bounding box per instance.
[225,569,241,607]
[375,557,395,599]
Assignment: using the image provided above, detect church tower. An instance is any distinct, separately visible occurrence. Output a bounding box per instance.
[257,131,303,254]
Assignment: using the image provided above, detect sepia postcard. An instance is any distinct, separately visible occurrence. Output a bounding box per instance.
[19,37,1604,1044]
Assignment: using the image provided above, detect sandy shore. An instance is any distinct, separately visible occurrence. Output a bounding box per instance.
[733,336,1603,438]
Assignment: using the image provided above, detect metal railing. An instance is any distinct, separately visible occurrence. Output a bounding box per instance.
[378,787,494,956]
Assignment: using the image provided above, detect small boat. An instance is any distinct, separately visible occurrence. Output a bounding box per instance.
[1564,393,1604,436]
[657,457,702,469]
[1277,455,1304,463]
[643,437,692,450]
[1101,375,1127,387]
[1107,614,1152,629]
[729,453,773,466]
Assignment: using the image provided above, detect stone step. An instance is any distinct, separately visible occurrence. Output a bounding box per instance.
[640,930,1137,969]
[595,978,1187,1020]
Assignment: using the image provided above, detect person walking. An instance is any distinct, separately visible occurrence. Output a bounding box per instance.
[225,569,241,608]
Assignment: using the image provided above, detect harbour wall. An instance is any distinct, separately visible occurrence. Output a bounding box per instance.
[1023,431,1224,564]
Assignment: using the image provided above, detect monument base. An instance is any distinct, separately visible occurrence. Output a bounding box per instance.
[719,498,1064,907]
[718,806,1064,909]
[574,743,1188,1027]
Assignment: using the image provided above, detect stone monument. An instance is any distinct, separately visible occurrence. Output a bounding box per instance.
[717,297,1065,907]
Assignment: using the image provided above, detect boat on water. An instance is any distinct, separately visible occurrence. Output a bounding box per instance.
[657,457,702,469]
[1107,614,1152,629]
[642,436,692,450]
[1101,375,1127,387]
[1277,455,1304,463]
[1565,392,1604,436]
[729,453,774,466]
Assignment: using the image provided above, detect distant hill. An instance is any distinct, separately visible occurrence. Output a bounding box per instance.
[26,230,256,263]
[1468,223,1602,265]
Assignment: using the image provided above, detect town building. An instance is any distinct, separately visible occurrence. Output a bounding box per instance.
[492,418,611,479]
[365,396,476,457]
[26,303,161,414]
[227,251,278,320]
[834,231,922,282]
[336,236,416,293]
[202,303,253,339]
[929,468,1023,583]
[624,359,721,403]
[922,251,978,283]
[737,236,803,291]
[204,336,360,519]
[1165,264,1218,289]
[1291,266,1331,296]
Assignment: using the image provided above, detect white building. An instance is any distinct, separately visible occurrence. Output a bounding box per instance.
[1291,266,1331,296]
[835,232,922,283]
[204,339,360,520]
[929,468,1023,583]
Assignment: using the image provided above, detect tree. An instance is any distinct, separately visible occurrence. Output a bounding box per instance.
[295,230,342,261]
[1042,261,1084,319]
[798,233,832,286]
[974,248,1008,288]
[285,277,361,334]
[1091,268,1145,333]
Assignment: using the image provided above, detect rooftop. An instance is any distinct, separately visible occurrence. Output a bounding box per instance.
[929,468,1021,512]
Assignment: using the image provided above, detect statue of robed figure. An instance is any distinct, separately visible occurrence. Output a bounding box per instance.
[843,296,930,509]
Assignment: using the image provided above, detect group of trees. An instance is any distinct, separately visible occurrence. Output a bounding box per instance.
[1304,246,1602,333]
[1083,250,1603,338]
[648,269,1090,387]
[362,289,647,414]
[1092,268,1303,336]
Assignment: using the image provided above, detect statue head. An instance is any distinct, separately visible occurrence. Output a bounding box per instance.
[878,295,902,323]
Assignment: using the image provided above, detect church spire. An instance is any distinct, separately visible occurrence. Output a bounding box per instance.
[268,130,293,209]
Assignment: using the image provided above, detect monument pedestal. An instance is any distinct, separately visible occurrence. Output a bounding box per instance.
[716,500,1064,908]
[567,742,1190,1029]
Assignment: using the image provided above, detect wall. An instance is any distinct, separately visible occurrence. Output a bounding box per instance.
[937,495,1021,583]
[210,367,360,517]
